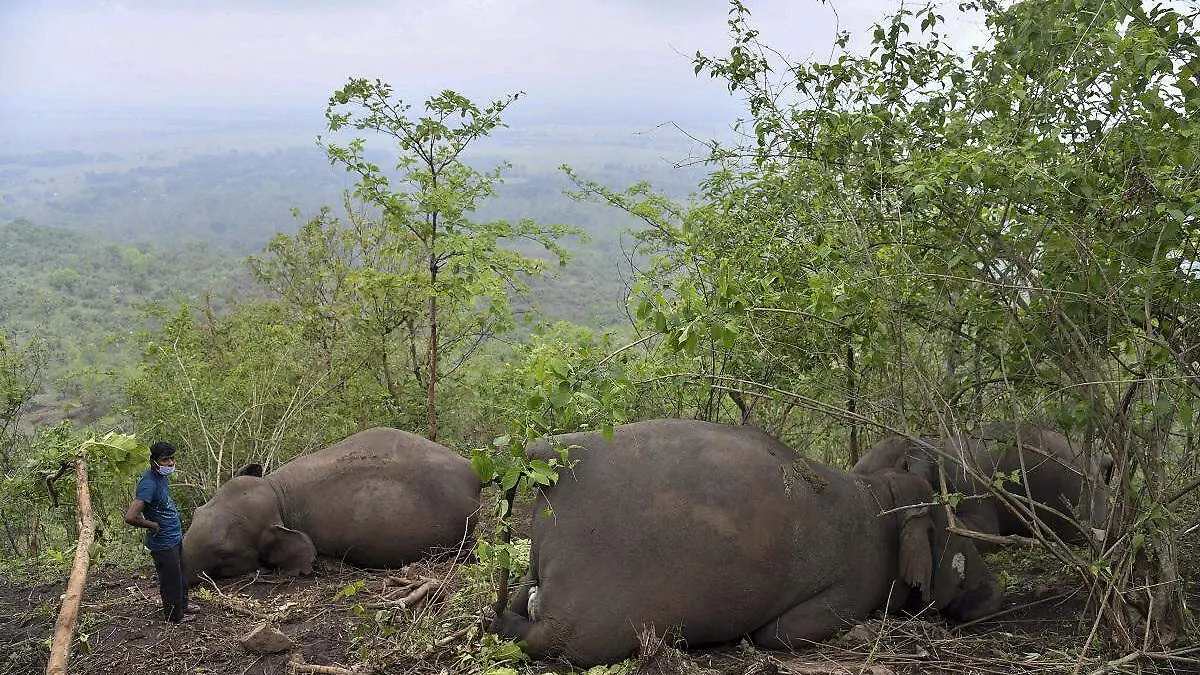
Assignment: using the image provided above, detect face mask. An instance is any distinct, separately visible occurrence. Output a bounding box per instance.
[155,464,176,477]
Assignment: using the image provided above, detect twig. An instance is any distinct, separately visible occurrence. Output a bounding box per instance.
[199,572,226,597]
[419,624,473,658]
[238,655,264,675]
[1087,650,1147,675]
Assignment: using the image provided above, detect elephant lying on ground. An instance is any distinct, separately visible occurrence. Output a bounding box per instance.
[490,419,1001,666]
[853,422,1112,547]
[183,427,481,583]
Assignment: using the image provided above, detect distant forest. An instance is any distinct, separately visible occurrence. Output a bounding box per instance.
[0,129,709,427]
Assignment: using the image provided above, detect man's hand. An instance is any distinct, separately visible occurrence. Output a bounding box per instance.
[124,498,159,532]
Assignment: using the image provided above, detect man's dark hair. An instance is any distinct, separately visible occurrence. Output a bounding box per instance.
[150,441,177,461]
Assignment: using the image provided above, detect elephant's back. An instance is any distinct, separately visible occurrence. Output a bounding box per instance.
[275,427,471,475]
[271,428,481,566]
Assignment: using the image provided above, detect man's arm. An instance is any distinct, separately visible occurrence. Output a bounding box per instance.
[124,499,160,532]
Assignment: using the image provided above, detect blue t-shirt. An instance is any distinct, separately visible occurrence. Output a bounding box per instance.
[135,468,182,551]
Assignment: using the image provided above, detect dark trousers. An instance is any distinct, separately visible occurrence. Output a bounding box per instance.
[150,543,189,622]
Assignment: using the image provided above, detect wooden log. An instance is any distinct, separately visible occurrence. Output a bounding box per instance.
[45,456,95,675]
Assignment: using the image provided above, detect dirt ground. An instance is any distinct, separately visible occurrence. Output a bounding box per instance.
[2,547,1198,675]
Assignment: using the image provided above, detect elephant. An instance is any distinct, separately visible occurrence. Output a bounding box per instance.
[852,422,1112,548]
[489,419,1001,667]
[183,427,481,583]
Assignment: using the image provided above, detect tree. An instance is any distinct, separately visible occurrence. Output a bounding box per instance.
[0,331,44,472]
[254,79,577,441]
[125,302,363,497]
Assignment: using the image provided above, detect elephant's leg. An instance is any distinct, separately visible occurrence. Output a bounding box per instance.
[750,590,860,650]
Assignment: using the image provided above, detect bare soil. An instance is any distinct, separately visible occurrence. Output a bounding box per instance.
[2,547,1197,675]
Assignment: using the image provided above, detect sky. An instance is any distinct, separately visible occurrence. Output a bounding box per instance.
[0,0,988,132]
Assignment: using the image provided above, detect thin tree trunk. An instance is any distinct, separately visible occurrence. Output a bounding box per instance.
[46,457,95,675]
[846,339,859,465]
[427,263,439,442]
[29,512,39,556]
[380,330,403,410]
[1,512,20,557]
[492,484,519,615]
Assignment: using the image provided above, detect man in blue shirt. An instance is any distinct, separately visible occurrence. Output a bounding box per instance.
[124,441,198,623]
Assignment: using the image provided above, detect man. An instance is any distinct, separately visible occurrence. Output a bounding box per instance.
[124,440,198,623]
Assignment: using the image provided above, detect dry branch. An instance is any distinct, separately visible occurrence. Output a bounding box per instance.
[45,456,95,675]
[290,664,359,675]
[288,653,359,675]
[368,578,441,609]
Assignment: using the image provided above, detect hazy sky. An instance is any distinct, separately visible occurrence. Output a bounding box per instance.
[1,0,984,128]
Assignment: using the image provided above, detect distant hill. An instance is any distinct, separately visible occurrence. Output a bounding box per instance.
[0,122,711,426]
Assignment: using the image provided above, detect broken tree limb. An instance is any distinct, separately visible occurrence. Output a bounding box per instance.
[45,456,95,675]
[368,578,442,609]
[291,666,358,675]
[288,653,359,675]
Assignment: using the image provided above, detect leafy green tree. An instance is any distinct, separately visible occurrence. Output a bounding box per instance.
[46,267,79,291]
[254,79,577,441]
[125,302,369,501]
[0,331,43,472]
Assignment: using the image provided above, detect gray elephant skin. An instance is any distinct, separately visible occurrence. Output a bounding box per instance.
[490,419,1001,666]
[853,422,1112,547]
[183,427,481,582]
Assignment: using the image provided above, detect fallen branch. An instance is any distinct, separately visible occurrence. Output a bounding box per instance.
[288,653,359,675]
[368,578,441,609]
[45,456,95,675]
[1088,646,1200,674]
[207,593,271,620]
[420,624,473,657]
[290,664,359,675]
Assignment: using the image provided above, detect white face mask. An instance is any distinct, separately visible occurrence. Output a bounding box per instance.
[155,463,176,477]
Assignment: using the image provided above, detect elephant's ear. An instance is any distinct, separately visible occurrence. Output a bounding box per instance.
[888,472,935,604]
[260,524,316,575]
[897,506,934,604]
[236,463,264,478]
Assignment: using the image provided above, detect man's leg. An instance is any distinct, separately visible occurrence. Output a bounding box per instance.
[152,545,185,622]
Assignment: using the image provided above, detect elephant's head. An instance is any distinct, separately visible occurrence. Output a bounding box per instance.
[183,464,317,585]
[886,471,1002,622]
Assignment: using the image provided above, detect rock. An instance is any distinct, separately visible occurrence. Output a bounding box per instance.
[239,622,293,653]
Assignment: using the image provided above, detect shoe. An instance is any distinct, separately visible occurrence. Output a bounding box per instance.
[184,603,200,615]
[170,614,195,624]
